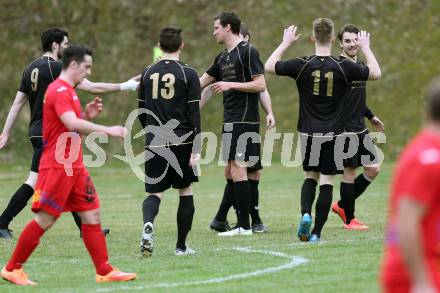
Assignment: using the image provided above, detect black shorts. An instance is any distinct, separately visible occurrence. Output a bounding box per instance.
[341,131,379,168]
[300,134,339,175]
[144,143,198,193]
[221,123,261,168]
[247,159,263,173]
[30,137,43,173]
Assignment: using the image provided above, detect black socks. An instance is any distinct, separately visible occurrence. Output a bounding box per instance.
[176,196,195,250]
[311,184,333,237]
[354,174,372,200]
[0,184,34,228]
[214,179,234,222]
[300,178,317,216]
[142,195,161,224]
[233,181,251,230]
[249,179,262,225]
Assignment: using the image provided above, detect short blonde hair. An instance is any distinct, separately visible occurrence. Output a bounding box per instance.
[312,18,334,45]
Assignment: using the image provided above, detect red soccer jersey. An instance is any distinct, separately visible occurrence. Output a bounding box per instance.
[381,130,440,291]
[39,78,84,170]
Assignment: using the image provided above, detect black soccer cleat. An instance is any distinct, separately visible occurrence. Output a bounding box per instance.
[0,228,13,239]
[102,228,110,236]
[209,218,231,232]
[252,223,269,233]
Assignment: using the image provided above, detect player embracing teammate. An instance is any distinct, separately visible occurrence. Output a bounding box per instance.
[265,18,381,242]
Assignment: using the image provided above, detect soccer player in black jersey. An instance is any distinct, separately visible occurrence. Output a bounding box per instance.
[201,24,274,234]
[265,18,381,242]
[0,28,139,238]
[137,27,201,256]
[200,12,266,236]
[331,24,384,230]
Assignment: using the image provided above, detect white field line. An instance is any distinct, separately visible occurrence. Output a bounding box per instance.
[94,247,308,292]
[24,235,383,267]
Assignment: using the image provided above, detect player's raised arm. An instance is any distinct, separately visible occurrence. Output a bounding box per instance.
[0,91,28,149]
[265,25,301,73]
[77,78,139,94]
[356,31,381,80]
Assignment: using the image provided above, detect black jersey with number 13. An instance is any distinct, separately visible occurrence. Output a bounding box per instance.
[138,59,201,146]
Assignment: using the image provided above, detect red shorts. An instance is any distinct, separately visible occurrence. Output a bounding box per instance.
[31,167,100,217]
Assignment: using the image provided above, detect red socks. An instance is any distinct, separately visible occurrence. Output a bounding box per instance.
[6,219,45,271]
[81,223,113,276]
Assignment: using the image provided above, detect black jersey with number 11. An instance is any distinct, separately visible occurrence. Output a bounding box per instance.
[275,55,370,135]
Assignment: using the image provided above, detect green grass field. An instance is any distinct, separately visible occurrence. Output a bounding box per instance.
[0,161,391,292]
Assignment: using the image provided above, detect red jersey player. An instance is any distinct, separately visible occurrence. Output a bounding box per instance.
[1,44,136,286]
[381,78,440,293]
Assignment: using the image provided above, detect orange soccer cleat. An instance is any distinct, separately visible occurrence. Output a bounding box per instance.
[1,266,37,286]
[344,219,369,230]
[96,268,137,283]
[331,201,347,224]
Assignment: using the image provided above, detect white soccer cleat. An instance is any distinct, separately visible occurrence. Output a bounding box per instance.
[140,222,154,257]
[217,227,253,236]
[175,246,197,256]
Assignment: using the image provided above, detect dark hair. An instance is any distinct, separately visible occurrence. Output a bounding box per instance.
[214,12,241,35]
[61,44,93,69]
[159,27,183,53]
[312,18,334,45]
[338,24,360,41]
[41,27,69,52]
[426,77,440,121]
[240,23,250,40]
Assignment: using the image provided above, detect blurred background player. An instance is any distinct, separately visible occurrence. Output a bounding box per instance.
[331,24,384,230]
[265,19,380,242]
[381,77,440,293]
[138,27,201,256]
[0,27,139,239]
[202,23,275,233]
[1,44,136,286]
[200,12,266,236]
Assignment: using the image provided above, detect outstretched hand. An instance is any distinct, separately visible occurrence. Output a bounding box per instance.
[266,113,276,129]
[85,97,103,120]
[355,30,371,49]
[106,126,127,138]
[282,25,301,46]
[369,116,384,132]
[211,82,233,94]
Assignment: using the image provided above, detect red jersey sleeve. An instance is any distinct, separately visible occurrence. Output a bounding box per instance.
[400,151,440,207]
[54,88,76,118]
